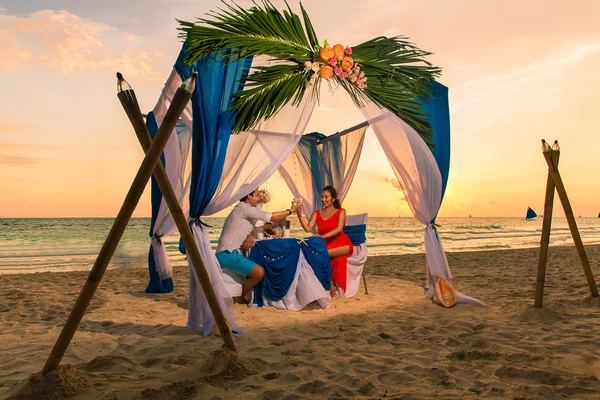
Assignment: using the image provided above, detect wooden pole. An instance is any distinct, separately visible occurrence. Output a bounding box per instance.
[534,141,559,308]
[117,88,237,353]
[542,143,599,298]
[41,86,194,375]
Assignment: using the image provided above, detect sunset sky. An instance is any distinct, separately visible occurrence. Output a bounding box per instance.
[1,0,599,218]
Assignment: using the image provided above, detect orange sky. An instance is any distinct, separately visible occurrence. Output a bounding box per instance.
[1,1,599,218]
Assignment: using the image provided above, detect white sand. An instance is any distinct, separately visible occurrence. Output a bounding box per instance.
[1,245,600,399]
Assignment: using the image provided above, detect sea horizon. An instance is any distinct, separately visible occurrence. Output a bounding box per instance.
[1,216,598,275]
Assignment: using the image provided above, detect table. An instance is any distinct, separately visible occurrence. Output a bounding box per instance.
[249,237,332,309]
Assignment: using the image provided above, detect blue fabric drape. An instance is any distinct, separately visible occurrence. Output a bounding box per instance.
[299,237,331,290]
[296,132,346,210]
[343,224,367,245]
[145,240,174,293]
[147,112,164,237]
[187,49,253,220]
[145,112,174,293]
[249,237,331,307]
[418,81,451,202]
[249,239,301,306]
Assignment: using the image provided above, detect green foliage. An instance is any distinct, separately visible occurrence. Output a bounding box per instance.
[178,1,441,145]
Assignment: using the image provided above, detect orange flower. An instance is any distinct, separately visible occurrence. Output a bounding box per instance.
[333,44,345,59]
[341,57,354,71]
[319,46,334,61]
[320,66,334,79]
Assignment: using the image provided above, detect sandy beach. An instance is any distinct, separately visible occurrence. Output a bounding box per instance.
[1,244,599,399]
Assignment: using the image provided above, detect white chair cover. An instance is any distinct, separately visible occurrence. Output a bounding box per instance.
[337,213,368,298]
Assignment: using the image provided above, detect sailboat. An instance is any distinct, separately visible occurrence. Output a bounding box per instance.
[526,207,538,221]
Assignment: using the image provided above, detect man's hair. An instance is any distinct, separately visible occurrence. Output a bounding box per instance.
[240,190,256,203]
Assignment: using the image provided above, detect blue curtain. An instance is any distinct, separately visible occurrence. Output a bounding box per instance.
[187,49,253,220]
[296,132,344,210]
[145,112,174,293]
[418,81,451,202]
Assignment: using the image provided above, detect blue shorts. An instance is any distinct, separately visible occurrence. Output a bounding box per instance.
[216,250,257,277]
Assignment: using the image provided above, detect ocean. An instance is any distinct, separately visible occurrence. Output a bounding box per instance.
[1,217,599,275]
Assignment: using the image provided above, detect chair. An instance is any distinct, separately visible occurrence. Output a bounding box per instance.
[338,213,368,297]
[222,269,244,297]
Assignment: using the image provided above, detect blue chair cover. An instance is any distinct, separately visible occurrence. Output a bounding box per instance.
[343,224,367,246]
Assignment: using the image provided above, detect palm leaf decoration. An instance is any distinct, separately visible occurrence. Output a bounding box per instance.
[178,1,441,146]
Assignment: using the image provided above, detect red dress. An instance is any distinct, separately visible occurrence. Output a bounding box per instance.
[316,209,353,292]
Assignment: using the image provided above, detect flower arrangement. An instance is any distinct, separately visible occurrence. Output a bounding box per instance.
[303,40,367,90]
[179,1,440,146]
[304,40,367,90]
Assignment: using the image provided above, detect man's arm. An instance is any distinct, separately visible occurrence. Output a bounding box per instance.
[241,233,254,251]
[270,202,301,221]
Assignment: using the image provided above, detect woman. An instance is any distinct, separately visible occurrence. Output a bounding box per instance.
[297,186,353,296]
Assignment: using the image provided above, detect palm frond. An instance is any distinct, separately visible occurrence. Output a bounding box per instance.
[178,0,312,62]
[178,2,442,145]
[350,36,441,146]
[178,0,317,133]
[230,64,309,133]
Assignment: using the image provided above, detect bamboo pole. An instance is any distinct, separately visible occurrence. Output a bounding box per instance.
[41,85,194,375]
[542,142,599,298]
[117,87,237,353]
[534,140,560,308]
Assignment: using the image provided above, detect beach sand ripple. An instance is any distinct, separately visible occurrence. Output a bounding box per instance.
[1,245,599,399]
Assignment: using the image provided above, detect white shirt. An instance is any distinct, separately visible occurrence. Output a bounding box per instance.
[216,202,272,253]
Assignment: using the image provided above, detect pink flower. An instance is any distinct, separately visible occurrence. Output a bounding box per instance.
[345,46,352,55]
[329,57,337,66]
[339,72,348,79]
[350,75,357,83]
[359,71,365,78]
[334,66,343,75]
[354,66,360,74]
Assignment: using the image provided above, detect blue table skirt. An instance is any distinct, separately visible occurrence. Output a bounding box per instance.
[249,237,332,307]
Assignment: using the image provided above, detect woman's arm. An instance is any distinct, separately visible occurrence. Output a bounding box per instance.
[321,209,346,239]
[298,211,317,233]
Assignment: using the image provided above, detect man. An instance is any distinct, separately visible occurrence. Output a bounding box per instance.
[216,189,300,300]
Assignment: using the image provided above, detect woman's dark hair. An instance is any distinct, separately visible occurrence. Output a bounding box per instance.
[322,185,341,209]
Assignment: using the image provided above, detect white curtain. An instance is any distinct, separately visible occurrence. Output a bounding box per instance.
[187,92,317,335]
[278,124,367,217]
[360,99,484,306]
[150,69,193,281]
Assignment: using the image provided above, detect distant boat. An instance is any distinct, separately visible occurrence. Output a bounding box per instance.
[526,207,538,221]
[598,213,600,218]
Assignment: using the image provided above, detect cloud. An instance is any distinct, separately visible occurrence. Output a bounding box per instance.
[383,177,406,201]
[0,122,38,135]
[0,140,67,166]
[451,41,600,138]
[0,9,163,80]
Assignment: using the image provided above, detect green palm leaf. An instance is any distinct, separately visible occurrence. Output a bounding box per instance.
[349,36,441,146]
[178,0,314,132]
[178,2,442,145]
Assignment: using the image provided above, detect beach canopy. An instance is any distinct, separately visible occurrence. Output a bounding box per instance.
[144,52,484,334]
[144,3,484,334]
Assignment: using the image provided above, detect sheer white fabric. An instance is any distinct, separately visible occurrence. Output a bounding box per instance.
[260,252,330,310]
[359,99,484,306]
[149,69,193,281]
[278,124,367,217]
[187,92,316,334]
[187,223,239,335]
